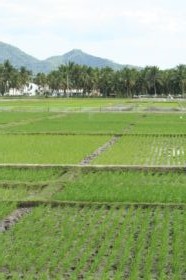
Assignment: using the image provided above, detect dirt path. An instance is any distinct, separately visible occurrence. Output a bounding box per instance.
[79,135,121,165]
[0,207,31,233]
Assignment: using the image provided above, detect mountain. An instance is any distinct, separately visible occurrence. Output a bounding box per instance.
[45,49,127,70]
[0,42,138,73]
[0,41,51,73]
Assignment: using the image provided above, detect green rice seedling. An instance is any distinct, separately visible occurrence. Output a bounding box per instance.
[96,206,135,279]
[0,206,185,278]
[172,209,186,278]
[142,207,164,279]
[0,135,109,164]
[0,111,51,125]
[93,135,186,166]
[113,207,144,279]
[0,167,61,182]
[73,207,124,279]
[128,208,153,279]
[58,206,106,272]
[131,113,186,134]
[0,184,48,201]
[3,112,139,134]
[0,98,133,111]
[0,202,17,219]
[53,171,186,203]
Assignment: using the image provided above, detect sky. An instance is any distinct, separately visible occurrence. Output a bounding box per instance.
[0,0,186,69]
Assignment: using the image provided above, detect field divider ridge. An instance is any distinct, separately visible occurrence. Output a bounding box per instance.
[0,207,31,233]
[0,164,186,172]
[16,200,186,209]
[79,135,122,165]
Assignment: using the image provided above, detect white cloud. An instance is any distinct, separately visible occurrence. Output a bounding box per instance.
[0,0,186,68]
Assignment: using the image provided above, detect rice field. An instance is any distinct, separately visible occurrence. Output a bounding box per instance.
[0,205,185,279]
[0,185,46,201]
[53,171,186,203]
[93,135,186,166]
[0,98,183,112]
[0,111,52,125]
[0,134,109,164]
[2,112,138,134]
[0,98,132,113]
[0,167,61,182]
[130,113,186,134]
[0,98,185,279]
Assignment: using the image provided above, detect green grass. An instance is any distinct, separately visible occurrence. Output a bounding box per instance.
[0,135,109,164]
[0,205,185,279]
[93,135,186,166]
[53,171,186,203]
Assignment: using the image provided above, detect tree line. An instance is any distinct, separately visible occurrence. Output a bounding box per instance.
[0,60,186,97]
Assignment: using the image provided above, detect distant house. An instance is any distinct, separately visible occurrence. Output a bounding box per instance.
[23,83,39,96]
[6,83,39,96]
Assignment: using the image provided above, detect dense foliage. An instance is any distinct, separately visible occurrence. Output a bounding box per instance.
[1,60,186,97]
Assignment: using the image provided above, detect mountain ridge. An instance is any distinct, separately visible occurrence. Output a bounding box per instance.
[0,41,138,73]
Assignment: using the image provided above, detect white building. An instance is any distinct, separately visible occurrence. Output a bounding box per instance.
[6,83,39,96]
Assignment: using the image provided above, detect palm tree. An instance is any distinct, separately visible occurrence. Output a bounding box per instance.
[98,67,114,97]
[175,64,186,98]
[145,66,162,96]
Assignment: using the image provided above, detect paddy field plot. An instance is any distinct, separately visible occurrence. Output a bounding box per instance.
[0,111,52,125]
[0,99,185,279]
[0,169,186,204]
[0,135,109,164]
[130,113,186,134]
[0,167,62,201]
[0,167,61,182]
[0,185,46,201]
[53,170,186,204]
[0,98,129,112]
[93,135,186,166]
[0,205,185,279]
[0,98,182,112]
[2,112,139,134]
[2,112,186,135]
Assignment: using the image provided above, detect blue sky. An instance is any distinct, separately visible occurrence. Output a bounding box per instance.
[0,0,186,69]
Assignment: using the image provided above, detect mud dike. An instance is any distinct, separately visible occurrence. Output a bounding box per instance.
[80,135,121,165]
[0,207,31,233]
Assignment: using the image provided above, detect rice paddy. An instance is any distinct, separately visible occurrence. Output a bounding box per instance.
[0,98,185,279]
[53,170,186,203]
[0,205,185,279]
[93,134,186,166]
[0,134,109,164]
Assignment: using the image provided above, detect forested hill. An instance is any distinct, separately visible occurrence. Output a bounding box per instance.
[45,49,129,71]
[0,42,137,73]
